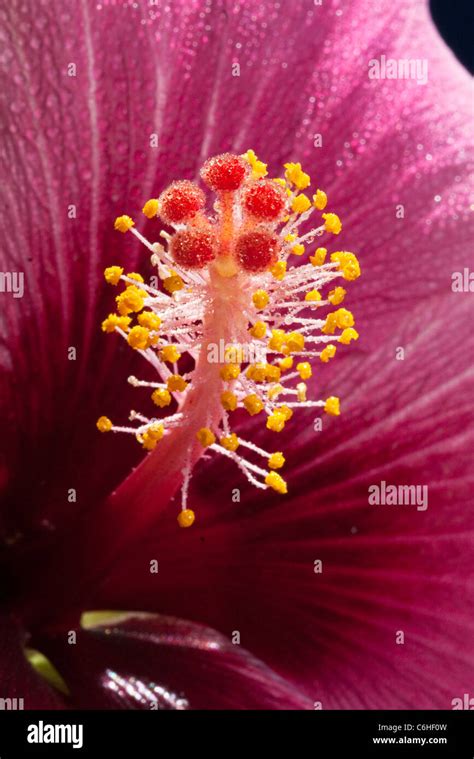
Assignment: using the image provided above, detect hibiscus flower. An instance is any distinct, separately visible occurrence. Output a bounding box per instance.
[0,0,472,709]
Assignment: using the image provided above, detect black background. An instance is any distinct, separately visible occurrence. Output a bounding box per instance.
[431,0,474,72]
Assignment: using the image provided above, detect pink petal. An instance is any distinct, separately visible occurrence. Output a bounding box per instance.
[1,0,472,541]
[39,612,312,709]
[1,0,472,711]
[77,0,474,619]
[93,292,474,708]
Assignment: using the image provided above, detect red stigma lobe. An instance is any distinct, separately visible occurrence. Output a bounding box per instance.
[243,179,288,221]
[170,228,217,268]
[158,180,205,224]
[235,230,279,272]
[200,153,249,191]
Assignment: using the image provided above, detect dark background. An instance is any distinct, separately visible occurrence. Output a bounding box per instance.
[431,0,474,72]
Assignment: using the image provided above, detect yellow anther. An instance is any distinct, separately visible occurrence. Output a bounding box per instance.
[284,233,296,243]
[221,391,238,411]
[273,178,287,187]
[291,193,311,214]
[278,356,293,370]
[151,388,172,407]
[104,266,124,285]
[141,435,158,451]
[328,286,346,305]
[266,412,286,432]
[116,286,145,315]
[309,247,327,266]
[147,422,165,440]
[284,162,310,190]
[142,198,159,219]
[339,327,359,345]
[141,422,164,450]
[296,361,312,379]
[159,345,181,363]
[265,471,288,494]
[305,289,321,302]
[268,452,285,470]
[127,272,144,283]
[127,326,151,350]
[324,396,340,416]
[270,260,287,280]
[322,212,342,235]
[220,433,239,452]
[141,436,157,451]
[196,427,216,447]
[285,331,305,353]
[138,311,161,331]
[249,321,267,339]
[163,274,184,293]
[334,308,355,328]
[135,327,155,344]
[278,405,294,421]
[243,394,264,415]
[244,149,268,178]
[252,289,269,310]
[296,382,307,402]
[177,509,195,528]
[101,314,131,333]
[292,244,305,256]
[322,313,337,335]
[343,262,360,281]
[246,363,267,383]
[268,383,283,400]
[268,328,286,352]
[320,344,337,363]
[96,416,112,433]
[265,363,281,383]
[312,189,328,210]
[220,363,241,381]
[331,251,361,280]
[167,374,188,392]
[114,215,134,233]
[322,308,354,334]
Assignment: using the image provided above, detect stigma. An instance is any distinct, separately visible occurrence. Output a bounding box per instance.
[98,151,361,526]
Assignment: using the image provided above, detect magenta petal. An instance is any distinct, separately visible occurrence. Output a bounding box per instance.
[1,0,472,712]
[0,0,470,568]
[1,0,472,542]
[39,613,312,709]
[92,293,474,709]
[0,615,65,708]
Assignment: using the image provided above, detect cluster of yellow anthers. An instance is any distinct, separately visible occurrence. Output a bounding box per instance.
[97,150,361,527]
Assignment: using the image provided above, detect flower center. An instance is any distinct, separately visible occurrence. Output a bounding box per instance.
[98,150,361,527]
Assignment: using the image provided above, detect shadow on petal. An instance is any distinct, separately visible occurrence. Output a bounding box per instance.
[38,611,312,710]
[0,614,66,709]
